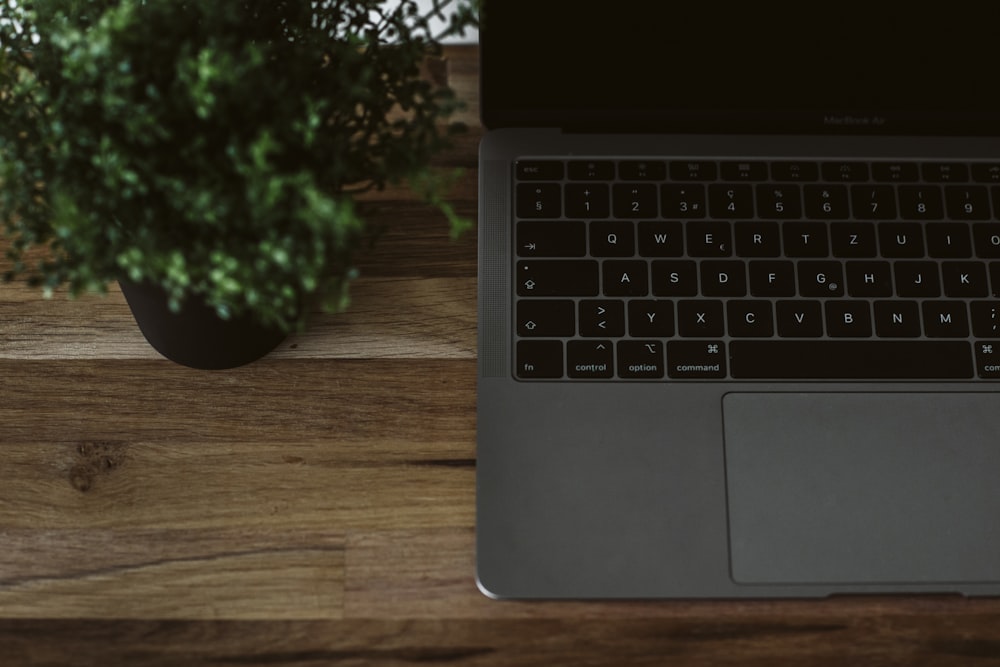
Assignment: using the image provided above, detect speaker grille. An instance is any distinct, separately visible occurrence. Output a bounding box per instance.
[478,160,511,378]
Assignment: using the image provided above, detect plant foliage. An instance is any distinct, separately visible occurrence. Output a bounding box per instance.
[0,0,476,330]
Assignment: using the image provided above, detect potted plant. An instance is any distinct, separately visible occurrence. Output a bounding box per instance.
[0,0,476,368]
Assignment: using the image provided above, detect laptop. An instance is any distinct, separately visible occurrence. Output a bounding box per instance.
[476,0,1000,598]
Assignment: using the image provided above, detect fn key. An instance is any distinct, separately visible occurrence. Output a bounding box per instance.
[516,340,563,379]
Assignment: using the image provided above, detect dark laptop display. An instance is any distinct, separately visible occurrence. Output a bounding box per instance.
[476,1,1000,598]
[482,2,999,134]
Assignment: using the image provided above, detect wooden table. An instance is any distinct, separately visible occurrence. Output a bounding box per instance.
[3,45,1000,666]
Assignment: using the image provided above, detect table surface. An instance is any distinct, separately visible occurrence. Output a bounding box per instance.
[3,45,1000,667]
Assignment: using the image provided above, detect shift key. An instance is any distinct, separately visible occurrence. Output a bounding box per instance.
[517,260,600,296]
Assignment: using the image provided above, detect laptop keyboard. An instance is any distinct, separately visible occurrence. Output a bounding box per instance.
[513,157,1000,381]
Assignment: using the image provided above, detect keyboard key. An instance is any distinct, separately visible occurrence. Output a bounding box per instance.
[517,300,575,337]
[878,222,925,258]
[603,260,649,296]
[923,162,969,182]
[618,340,666,379]
[970,301,1000,337]
[516,161,564,180]
[942,262,988,297]
[972,163,1000,183]
[926,222,973,258]
[701,260,747,296]
[872,162,919,182]
[798,261,845,297]
[517,260,599,296]
[735,221,781,257]
[922,301,970,337]
[638,221,684,257]
[677,300,724,337]
[755,184,802,219]
[851,185,898,220]
[628,300,675,337]
[670,161,717,181]
[776,300,823,337]
[618,160,666,180]
[803,185,849,219]
[517,183,561,218]
[846,261,892,297]
[771,161,819,181]
[825,301,872,337]
[660,184,706,218]
[729,341,973,379]
[974,341,1000,379]
[874,301,921,337]
[822,161,869,182]
[749,260,795,297]
[564,183,610,218]
[973,223,1000,258]
[727,301,774,337]
[687,221,732,257]
[590,220,636,257]
[579,300,625,337]
[898,185,943,219]
[651,260,698,296]
[666,341,727,378]
[945,185,991,220]
[991,263,1000,297]
[567,340,614,379]
[613,183,658,218]
[721,161,768,181]
[782,222,829,257]
[567,160,614,180]
[517,221,586,257]
[894,261,941,297]
[831,222,877,258]
[708,183,754,218]
[516,340,563,379]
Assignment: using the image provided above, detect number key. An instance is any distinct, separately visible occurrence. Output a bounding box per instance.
[565,184,610,218]
[945,185,990,220]
[755,184,801,219]
[851,185,897,220]
[708,184,754,218]
[613,183,658,218]
[803,185,849,219]
[661,184,706,218]
[898,185,944,220]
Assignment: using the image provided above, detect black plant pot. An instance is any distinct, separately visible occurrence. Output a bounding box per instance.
[118,280,287,370]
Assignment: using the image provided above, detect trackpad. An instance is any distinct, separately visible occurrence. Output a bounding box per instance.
[723,392,1000,585]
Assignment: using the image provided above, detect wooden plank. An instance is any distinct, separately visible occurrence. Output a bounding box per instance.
[0,529,345,620]
[2,614,1000,667]
[0,360,476,530]
[0,277,476,360]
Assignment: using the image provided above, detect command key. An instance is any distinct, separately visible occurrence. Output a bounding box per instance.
[667,341,727,379]
[975,341,1000,379]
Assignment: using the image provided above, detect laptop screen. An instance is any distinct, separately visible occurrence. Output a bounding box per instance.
[481,1,1000,135]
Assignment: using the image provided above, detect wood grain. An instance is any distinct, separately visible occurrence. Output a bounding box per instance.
[2,44,1000,666]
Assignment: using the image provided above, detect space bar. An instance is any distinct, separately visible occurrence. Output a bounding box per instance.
[730,341,974,379]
